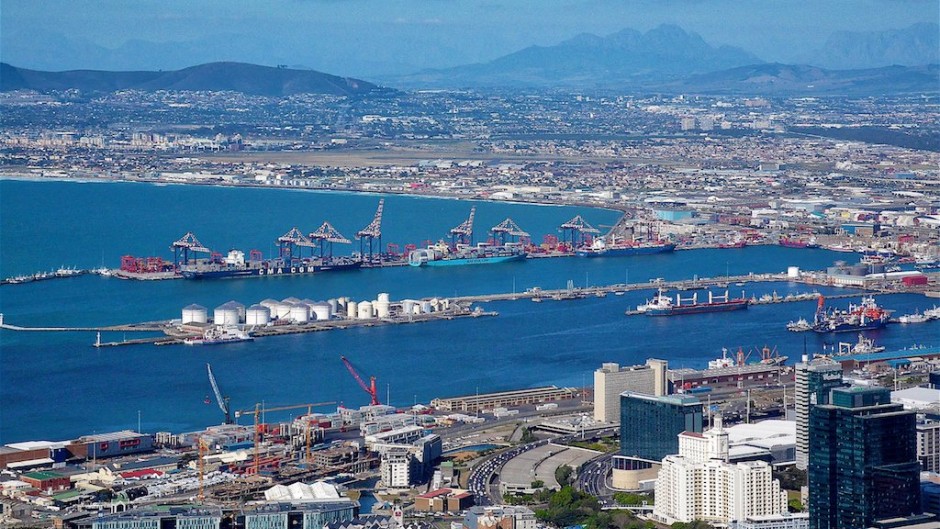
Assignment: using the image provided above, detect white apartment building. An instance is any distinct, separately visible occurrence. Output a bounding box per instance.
[918,419,940,473]
[380,448,413,489]
[654,417,789,526]
[593,359,667,423]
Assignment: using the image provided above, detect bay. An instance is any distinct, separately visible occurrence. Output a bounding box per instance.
[0,179,936,444]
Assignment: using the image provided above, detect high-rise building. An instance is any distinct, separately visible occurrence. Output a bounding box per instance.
[654,416,789,525]
[613,392,702,490]
[593,359,667,423]
[794,356,844,470]
[917,419,940,473]
[809,386,921,529]
[620,392,702,462]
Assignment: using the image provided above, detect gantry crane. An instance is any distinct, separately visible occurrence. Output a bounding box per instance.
[309,221,351,258]
[450,207,475,246]
[171,232,212,268]
[559,215,600,248]
[356,199,384,262]
[206,363,232,424]
[340,356,380,406]
[233,401,336,473]
[490,218,529,245]
[277,227,317,261]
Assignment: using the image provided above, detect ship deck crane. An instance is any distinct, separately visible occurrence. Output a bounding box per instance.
[309,221,351,258]
[171,232,212,268]
[206,363,232,424]
[490,218,529,245]
[340,356,380,406]
[277,227,317,261]
[356,199,384,262]
[234,401,336,473]
[559,215,600,248]
[450,207,475,246]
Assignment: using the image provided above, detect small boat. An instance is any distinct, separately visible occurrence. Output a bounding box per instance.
[184,326,253,346]
[898,312,928,324]
[787,318,813,332]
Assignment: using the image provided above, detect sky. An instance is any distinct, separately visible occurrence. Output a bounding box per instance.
[1,0,938,79]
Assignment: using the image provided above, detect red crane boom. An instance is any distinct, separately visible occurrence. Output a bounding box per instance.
[340,356,381,406]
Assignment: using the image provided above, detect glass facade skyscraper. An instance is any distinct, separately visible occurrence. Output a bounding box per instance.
[808,386,920,529]
[620,392,703,462]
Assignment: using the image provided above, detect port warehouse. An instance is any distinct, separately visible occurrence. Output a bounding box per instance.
[429,386,577,413]
[0,431,152,470]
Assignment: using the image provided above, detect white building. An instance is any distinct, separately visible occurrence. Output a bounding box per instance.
[794,357,842,470]
[918,419,940,473]
[380,447,413,489]
[654,417,789,526]
[593,359,667,423]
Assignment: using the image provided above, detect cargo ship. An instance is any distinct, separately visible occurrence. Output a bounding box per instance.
[778,236,819,249]
[180,249,362,279]
[575,238,676,258]
[634,289,749,316]
[408,241,526,267]
[812,295,891,333]
[184,326,254,345]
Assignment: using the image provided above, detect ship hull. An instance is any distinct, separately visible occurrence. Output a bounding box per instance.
[184,337,254,346]
[813,320,887,333]
[412,253,526,267]
[181,261,361,279]
[576,243,676,258]
[646,300,749,316]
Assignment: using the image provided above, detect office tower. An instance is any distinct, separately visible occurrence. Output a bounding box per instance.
[593,359,667,423]
[794,356,844,470]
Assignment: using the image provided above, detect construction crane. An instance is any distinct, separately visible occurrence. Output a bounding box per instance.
[559,215,600,248]
[340,356,380,406]
[206,363,232,424]
[171,232,212,268]
[356,199,384,262]
[308,221,351,258]
[233,401,336,474]
[490,218,529,245]
[450,207,475,246]
[277,227,317,261]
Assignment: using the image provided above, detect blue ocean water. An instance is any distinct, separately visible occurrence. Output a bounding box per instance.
[1,179,937,443]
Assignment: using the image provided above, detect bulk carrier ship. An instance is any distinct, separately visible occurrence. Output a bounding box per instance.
[634,289,749,316]
[575,238,676,258]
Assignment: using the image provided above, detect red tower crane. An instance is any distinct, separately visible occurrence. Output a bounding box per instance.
[340,356,381,406]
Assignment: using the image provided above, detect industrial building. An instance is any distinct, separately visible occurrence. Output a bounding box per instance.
[653,417,789,526]
[20,471,71,493]
[368,426,442,488]
[71,431,154,460]
[593,359,667,423]
[69,507,223,529]
[430,386,577,413]
[0,441,71,470]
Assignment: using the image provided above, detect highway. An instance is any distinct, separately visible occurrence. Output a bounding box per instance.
[576,452,617,504]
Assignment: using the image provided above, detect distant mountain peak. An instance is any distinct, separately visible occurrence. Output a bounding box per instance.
[0,62,392,96]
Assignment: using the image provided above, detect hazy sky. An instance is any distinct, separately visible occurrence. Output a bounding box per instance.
[2,0,937,77]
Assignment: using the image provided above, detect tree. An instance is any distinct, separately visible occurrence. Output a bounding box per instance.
[555,464,574,487]
[520,427,538,444]
[531,480,544,489]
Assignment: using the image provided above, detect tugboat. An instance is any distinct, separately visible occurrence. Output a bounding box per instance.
[812,295,892,333]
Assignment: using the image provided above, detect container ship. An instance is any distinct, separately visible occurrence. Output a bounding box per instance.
[635,289,749,316]
[812,295,891,333]
[180,249,361,279]
[408,241,526,267]
[575,238,676,258]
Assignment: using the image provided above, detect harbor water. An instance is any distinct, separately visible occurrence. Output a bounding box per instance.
[1,179,937,443]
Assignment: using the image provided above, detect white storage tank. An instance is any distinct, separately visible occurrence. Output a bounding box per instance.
[375,300,390,318]
[214,302,241,325]
[273,302,291,320]
[401,299,416,315]
[377,292,391,303]
[347,301,358,320]
[441,299,451,310]
[311,303,331,321]
[289,303,309,323]
[327,299,338,316]
[357,301,374,319]
[430,298,441,311]
[787,266,800,279]
[421,301,433,313]
[245,304,271,325]
[182,304,208,324]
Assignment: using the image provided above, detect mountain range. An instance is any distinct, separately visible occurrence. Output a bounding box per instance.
[0,62,388,97]
[389,25,763,88]
[803,22,939,70]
